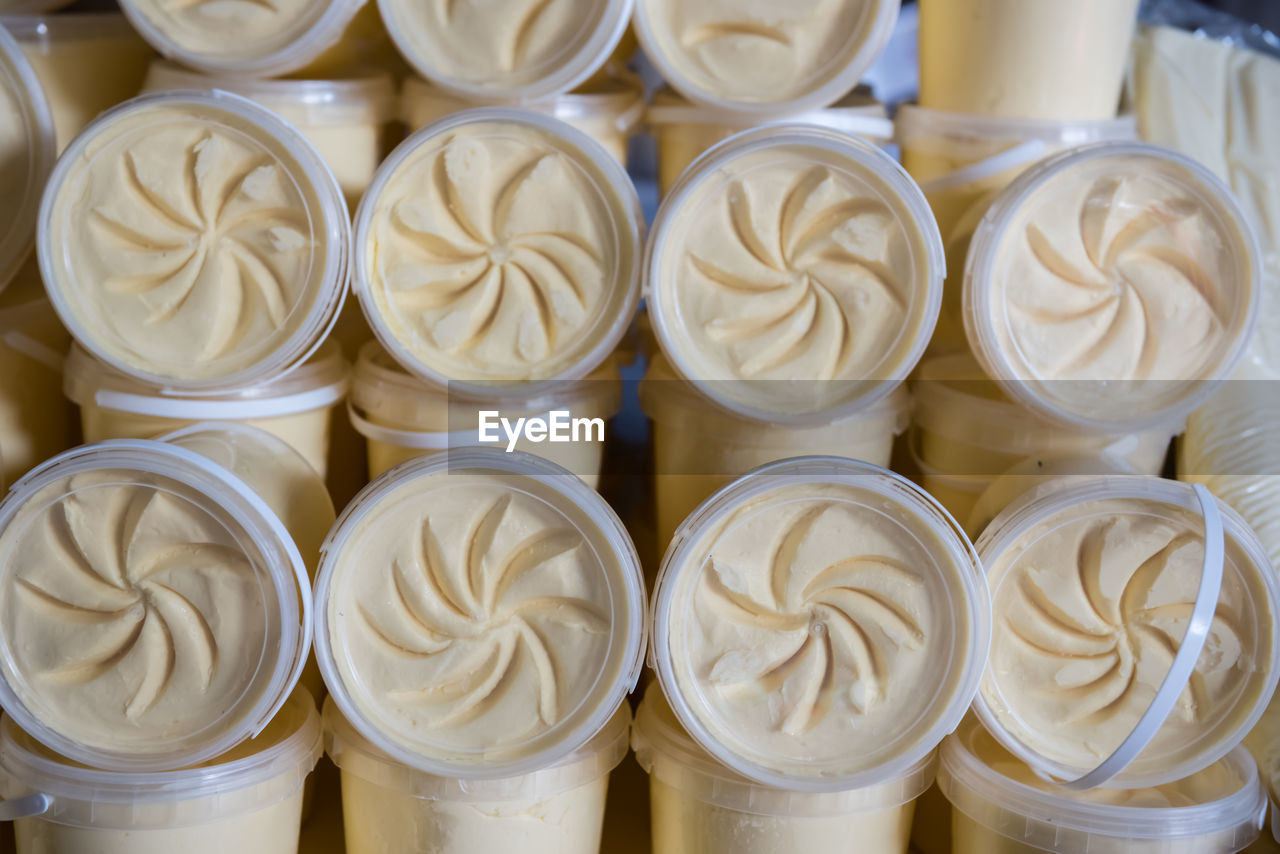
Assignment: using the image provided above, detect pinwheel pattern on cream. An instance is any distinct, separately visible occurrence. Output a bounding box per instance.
[699,501,926,734]
[1010,176,1226,381]
[682,164,906,382]
[5,481,259,720]
[360,494,608,730]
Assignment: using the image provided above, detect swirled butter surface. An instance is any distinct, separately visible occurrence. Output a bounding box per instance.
[0,469,273,757]
[325,469,635,768]
[123,0,330,63]
[362,119,632,383]
[663,480,973,782]
[982,497,1274,777]
[43,100,331,383]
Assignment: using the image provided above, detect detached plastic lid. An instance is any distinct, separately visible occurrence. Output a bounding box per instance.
[0,23,54,294]
[939,718,1265,853]
[650,456,990,793]
[0,438,313,772]
[974,476,1280,788]
[314,448,647,780]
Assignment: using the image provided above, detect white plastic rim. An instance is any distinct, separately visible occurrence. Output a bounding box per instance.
[0,24,54,295]
[632,0,900,117]
[400,72,647,133]
[650,455,992,793]
[962,141,1262,434]
[0,11,138,47]
[323,696,631,803]
[972,475,1280,788]
[313,448,648,780]
[37,89,352,395]
[646,91,894,141]
[938,719,1266,849]
[377,0,633,103]
[645,125,945,425]
[118,0,366,78]
[895,104,1138,153]
[141,60,397,127]
[352,107,644,397]
[0,438,313,772]
[0,689,322,829]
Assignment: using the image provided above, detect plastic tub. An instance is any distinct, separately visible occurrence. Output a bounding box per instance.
[65,342,349,480]
[918,0,1139,121]
[963,141,1261,433]
[632,0,899,116]
[314,449,647,779]
[401,72,645,166]
[640,352,910,548]
[325,696,629,854]
[633,685,932,854]
[939,717,1265,853]
[348,341,621,484]
[651,456,991,793]
[648,87,894,197]
[0,430,314,772]
[0,23,53,293]
[141,61,396,207]
[974,476,1280,787]
[38,89,351,393]
[377,0,632,102]
[646,126,944,423]
[0,13,152,153]
[353,107,643,395]
[0,689,321,854]
[0,260,74,489]
[118,0,364,78]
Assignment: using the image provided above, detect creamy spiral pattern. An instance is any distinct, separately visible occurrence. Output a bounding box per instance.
[0,470,269,753]
[124,0,325,58]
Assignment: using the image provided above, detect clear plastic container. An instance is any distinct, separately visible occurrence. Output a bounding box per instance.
[141,61,396,207]
[939,717,1265,853]
[974,476,1280,788]
[632,684,933,854]
[894,106,1138,355]
[38,89,351,393]
[0,1,72,11]
[651,456,991,793]
[640,351,910,549]
[348,341,621,484]
[648,86,894,197]
[314,449,647,779]
[0,13,152,153]
[401,72,645,166]
[918,0,1139,121]
[325,696,629,854]
[963,141,1261,433]
[118,0,365,79]
[646,126,944,423]
[65,342,349,480]
[353,107,643,396]
[377,0,632,102]
[0,431,314,772]
[632,0,899,116]
[0,23,53,293]
[0,260,74,488]
[0,689,322,854]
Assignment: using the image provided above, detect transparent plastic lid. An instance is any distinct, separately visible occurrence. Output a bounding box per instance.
[0,12,138,47]
[963,141,1261,433]
[38,90,351,394]
[650,456,990,793]
[632,684,935,817]
[352,107,643,396]
[647,86,893,140]
[0,24,54,294]
[974,476,1280,788]
[0,437,313,772]
[314,448,647,779]
[0,689,321,830]
[646,125,944,423]
[939,718,1265,852]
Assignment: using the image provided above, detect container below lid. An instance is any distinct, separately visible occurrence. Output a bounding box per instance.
[0,23,54,295]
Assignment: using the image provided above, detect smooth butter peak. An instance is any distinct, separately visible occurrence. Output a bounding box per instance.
[43,101,332,383]
[364,120,631,383]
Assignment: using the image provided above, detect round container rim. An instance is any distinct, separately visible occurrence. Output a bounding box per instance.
[0,24,54,295]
